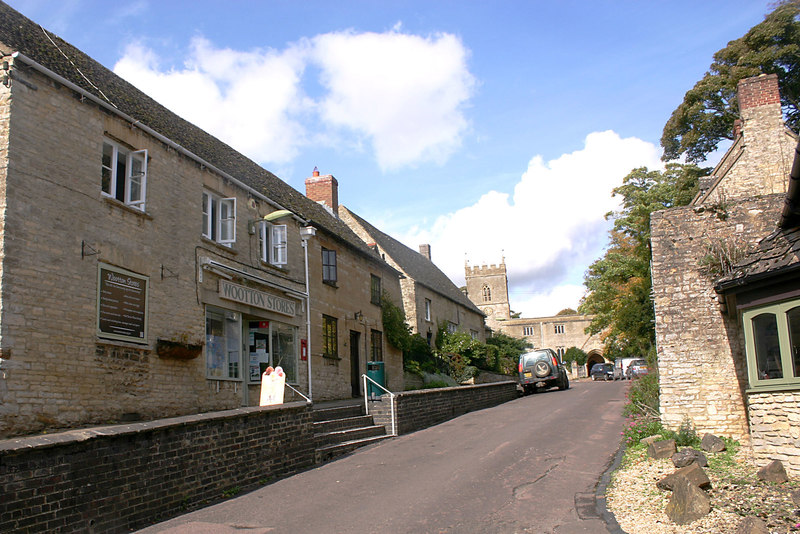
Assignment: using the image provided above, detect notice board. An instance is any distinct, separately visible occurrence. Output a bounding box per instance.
[97,264,149,343]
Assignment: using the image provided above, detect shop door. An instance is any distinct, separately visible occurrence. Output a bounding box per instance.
[350,330,361,397]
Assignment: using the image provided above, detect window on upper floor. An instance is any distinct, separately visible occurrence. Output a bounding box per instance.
[370,275,381,305]
[743,299,800,389]
[554,324,565,334]
[202,190,236,246]
[523,326,535,336]
[482,285,492,302]
[322,314,338,358]
[447,322,457,334]
[470,330,479,340]
[322,248,337,284]
[259,223,287,266]
[371,329,383,362]
[102,138,147,211]
[425,299,432,322]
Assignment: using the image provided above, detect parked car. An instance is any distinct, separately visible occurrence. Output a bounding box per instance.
[613,357,635,380]
[626,359,649,379]
[518,349,570,394]
[590,363,614,381]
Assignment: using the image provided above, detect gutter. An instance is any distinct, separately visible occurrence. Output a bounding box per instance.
[10,51,306,226]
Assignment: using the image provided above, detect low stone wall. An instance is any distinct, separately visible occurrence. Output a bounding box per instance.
[369,381,518,435]
[0,401,315,533]
[748,390,800,477]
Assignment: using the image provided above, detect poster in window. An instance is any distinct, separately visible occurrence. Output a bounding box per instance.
[97,264,148,343]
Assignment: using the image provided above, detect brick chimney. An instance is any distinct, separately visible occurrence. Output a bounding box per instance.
[738,74,780,111]
[305,167,338,216]
[419,244,431,260]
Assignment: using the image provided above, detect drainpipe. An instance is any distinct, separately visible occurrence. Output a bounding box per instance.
[300,226,317,400]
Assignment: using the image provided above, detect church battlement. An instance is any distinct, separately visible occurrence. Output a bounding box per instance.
[465,263,506,277]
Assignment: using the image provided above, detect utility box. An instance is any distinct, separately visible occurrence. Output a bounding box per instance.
[366,361,385,399]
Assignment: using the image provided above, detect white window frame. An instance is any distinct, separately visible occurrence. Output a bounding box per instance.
[203,190,236,246]
[555,324,565,334]
[425,299,432,321]
[260,223,288,266]
[102,138,147,211]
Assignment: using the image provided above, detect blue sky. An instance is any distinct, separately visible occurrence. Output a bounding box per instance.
[8,0,776,316]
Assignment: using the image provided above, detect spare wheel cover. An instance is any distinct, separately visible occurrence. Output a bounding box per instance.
[534,361,550,378]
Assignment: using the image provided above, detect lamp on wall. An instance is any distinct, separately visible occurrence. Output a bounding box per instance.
[248,209,294,234]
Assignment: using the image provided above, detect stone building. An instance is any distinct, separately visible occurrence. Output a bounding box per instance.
[464,258,603,374]
[338,204,487,346]
[651,74,800,473]
[0,3,402,437]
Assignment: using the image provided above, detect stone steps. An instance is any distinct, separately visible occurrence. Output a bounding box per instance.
[312,402,390,463]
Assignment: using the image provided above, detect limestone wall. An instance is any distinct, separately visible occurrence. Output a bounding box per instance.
[651,196,783,440]
[748,391,800,477]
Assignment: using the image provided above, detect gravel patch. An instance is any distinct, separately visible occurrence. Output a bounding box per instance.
[606,444,800,533]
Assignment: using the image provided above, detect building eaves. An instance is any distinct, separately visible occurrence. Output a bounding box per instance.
[340,205,484,315]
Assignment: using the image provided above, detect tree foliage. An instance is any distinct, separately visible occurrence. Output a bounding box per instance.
[661,1,800,162]
[579,165,705,359]
[556,308,578,316]
[486,332,532,374]
[563,347,588,371]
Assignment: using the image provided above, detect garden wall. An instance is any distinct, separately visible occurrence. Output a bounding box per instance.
[369,381,518,435]
[0,401,314,533]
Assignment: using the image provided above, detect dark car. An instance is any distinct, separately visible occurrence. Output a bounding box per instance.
[518,348,570,394]
[626,359,649,379]
[590,363,614,381]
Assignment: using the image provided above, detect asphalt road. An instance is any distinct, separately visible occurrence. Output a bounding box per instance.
[136,379,628,534]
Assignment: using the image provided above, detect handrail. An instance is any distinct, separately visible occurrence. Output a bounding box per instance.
[362,374,397,436]
[284,383,311,404]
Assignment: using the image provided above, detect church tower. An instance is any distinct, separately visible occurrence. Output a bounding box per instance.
[465,258,511,328]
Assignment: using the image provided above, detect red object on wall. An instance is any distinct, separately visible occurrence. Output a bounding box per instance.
[300,339,308,361]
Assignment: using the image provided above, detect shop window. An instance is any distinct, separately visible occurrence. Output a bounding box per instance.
[323,314,338,358]
[371,329,383,362]
[743,300,800,389]
[272,322,298,383]
[259,223,287,265]
[202,190,236,246]
[102,138,147,211]
[205,307,241,380]
[322,248,337,284]
[370,275,381,305]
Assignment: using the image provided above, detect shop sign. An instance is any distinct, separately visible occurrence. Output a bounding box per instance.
[219,280,296,317]
[97,264,148,343]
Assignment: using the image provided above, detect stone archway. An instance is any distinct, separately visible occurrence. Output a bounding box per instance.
[585,350,605,377]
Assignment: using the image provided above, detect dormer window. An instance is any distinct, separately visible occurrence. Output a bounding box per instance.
[102,138,147,211]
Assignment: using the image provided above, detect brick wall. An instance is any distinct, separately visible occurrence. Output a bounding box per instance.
[0,402,315,533]
[369,381,518,435]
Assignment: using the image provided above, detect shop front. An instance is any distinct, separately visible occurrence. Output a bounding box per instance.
[201,264,306,406]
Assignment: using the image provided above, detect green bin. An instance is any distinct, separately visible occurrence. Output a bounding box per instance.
[366,361,385,399]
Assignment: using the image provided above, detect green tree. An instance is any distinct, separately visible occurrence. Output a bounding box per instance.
[562,346,587,372]
[556,308,578,316]
[661,1,800,162]
[486,332,532,374]
[580,165,704,359]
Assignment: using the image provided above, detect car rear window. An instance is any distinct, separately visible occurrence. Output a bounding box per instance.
[522,351,550,367]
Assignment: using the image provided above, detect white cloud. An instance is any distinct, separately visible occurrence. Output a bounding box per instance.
[112,29,474,170]
[114,37,309,164]
[310,30,475,170]
[402,130,663,317]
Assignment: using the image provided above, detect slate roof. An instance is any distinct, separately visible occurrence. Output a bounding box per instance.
[716,140,800,292]
[0,2,382,263]
[340,206,484,316]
